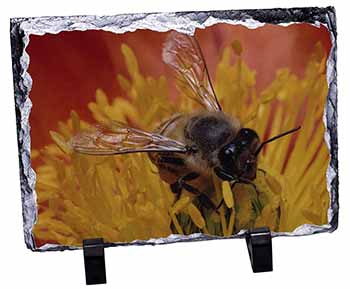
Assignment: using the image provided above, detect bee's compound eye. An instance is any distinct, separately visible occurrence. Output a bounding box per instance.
[239,128,258,139]
[218,143,237,175]
[245,161,253,170]
[224,146,235,156]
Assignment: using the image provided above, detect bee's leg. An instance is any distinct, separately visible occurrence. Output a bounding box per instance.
[238,178,260,193]
[174,182,217,214]
[170,172,200,201]
[170,182,182,201]
[216,199,224,210]
[171,172,218,213]
[213,167,235,181]
[169,172,200,235]
[159,156,185,166]
[197,194,220,214]
[258,168,267,175]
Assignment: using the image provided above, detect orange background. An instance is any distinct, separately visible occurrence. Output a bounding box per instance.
[27,23,331,150]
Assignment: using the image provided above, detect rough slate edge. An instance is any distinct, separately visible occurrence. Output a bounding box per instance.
[9,6,338,252]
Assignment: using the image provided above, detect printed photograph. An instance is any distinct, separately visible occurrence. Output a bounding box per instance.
[27,23,332,247]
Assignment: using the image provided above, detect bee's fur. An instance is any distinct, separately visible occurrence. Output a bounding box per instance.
[149,111,240,194]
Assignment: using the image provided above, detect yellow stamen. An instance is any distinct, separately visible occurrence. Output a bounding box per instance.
[222,181,234,208]
[49,131,72,154]
[227,209,236,236]
[219,207,228,236]
[187,203,206,229]
[169,211,184,235]
[171,196,191,214]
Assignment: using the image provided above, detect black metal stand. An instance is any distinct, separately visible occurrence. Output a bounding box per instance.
[83,238,107,285]
[245,227,273,273]
[81,229,272,284]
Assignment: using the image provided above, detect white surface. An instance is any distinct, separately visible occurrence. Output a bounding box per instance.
[0,0,348,288]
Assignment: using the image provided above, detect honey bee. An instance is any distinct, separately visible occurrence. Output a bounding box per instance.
[71,31,300,212]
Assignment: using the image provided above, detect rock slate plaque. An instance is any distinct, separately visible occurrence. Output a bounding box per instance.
[10,6,338,251]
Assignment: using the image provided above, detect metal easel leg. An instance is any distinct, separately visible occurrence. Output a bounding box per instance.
[245,227,273,273]
[83,238,107,285]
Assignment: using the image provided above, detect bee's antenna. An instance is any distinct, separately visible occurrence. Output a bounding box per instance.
[254,126,301,156]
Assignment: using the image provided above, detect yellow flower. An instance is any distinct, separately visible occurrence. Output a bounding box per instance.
[33,40,329,247]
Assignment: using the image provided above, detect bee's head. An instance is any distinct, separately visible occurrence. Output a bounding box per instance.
[216,126,301,181]
[218,128,259,181]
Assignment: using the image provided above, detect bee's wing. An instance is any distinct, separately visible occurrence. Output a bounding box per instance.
[70,121,188,155]
[163,31,222,112]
